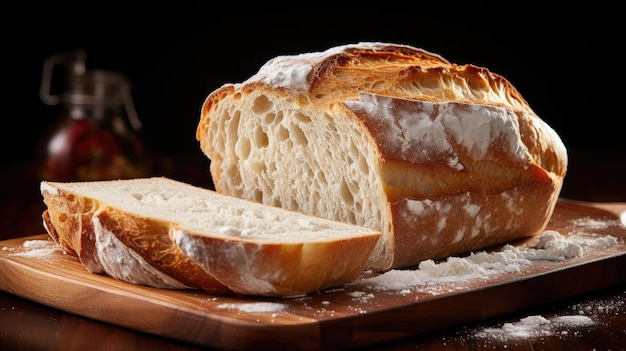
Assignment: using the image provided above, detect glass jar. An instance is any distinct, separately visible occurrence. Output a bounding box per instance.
[37,50,151,181]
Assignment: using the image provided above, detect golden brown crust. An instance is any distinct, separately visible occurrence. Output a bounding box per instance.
[296,44,533,115]
[197,42,568,271]
[347,95,564,201]
[42,210,74,255]
[173,230,379,297]
[42,191,103,272]
[94,209,232,293]
[389,178,561,267]
[306,44,565,177]
[41,185,232,294]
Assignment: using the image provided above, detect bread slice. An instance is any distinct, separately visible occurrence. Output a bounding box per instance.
[40,177,380,296]
[197,42,568,271]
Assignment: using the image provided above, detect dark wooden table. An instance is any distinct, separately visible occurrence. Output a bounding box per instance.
[1,149,625,350]
[2,281,624,351]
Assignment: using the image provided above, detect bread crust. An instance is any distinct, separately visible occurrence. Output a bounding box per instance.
[93,208,231,292]
[42,192,104,273]
[172,229,379,296]
[41,182,232,293]
[197,42,568,270]
[389,180,560,267]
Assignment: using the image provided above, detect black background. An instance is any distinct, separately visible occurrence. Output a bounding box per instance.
[0,4,624,239]
[3,6,619,163]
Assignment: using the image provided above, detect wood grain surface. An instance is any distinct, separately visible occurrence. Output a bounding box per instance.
[1,200,625,351]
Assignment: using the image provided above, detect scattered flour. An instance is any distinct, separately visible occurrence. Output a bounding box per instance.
[459,283,625,343]
[570,216,624,230]
[474,314,595,340]
[350,230,619,292]
[216,302,286,313]
[571,218,610,230]
[347,291,376,303]
[7,240,61,259]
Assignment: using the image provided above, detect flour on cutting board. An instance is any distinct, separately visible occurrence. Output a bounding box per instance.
[468,285,625,343]
[216,302,286,313]
[215,302,287,323]
[3,239,62,259]
[349,229,620,294]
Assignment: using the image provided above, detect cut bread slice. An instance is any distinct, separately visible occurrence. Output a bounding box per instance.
[40,177,380,296]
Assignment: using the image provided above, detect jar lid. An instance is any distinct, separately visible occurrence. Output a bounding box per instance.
[61,69,131,106]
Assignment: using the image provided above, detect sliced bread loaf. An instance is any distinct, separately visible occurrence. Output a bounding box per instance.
[41,177,381,296]
[197,42,568,270]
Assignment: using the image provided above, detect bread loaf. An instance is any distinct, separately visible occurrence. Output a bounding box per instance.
[197,42,568,270]
[40,177,380,296]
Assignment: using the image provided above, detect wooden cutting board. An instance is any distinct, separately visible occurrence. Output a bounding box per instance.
[1,199,625,350]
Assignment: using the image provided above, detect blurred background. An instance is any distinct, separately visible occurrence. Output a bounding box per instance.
[1,5,622,237]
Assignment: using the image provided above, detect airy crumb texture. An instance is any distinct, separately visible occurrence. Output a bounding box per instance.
[41,177,378,242]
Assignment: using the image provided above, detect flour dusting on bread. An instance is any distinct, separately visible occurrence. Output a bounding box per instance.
[93,214,189,288]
